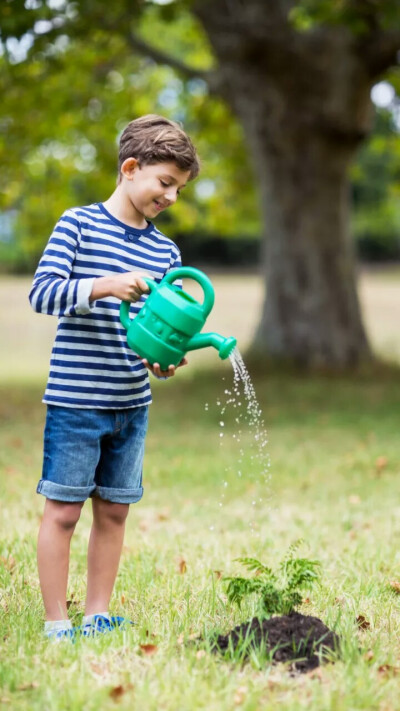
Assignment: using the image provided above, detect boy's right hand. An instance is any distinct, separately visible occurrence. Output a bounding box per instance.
[111,271,153,302]
[90,272,153,303]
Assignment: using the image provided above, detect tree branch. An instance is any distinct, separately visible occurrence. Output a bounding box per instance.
[125,31,205,80]
[124,30,226,95]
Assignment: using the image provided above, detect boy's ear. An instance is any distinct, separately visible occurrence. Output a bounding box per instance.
[121,157,139,179]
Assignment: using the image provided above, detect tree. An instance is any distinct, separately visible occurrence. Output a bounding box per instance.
[1,0,400,367]
[189,0,400,367]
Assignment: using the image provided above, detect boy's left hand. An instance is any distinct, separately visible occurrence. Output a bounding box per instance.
[142,357,188,378]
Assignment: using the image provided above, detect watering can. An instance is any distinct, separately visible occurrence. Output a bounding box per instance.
[119,266,237,371]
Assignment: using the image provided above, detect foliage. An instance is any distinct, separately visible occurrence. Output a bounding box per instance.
[352,108,400,259]
[290,0,400,34]
[224,541,321,618]
[0,0,257,269]
[0,0,399,272]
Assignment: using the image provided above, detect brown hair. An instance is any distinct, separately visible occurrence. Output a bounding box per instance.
[118,114,200,182]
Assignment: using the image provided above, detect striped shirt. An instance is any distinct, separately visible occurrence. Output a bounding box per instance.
[29,202,182,409]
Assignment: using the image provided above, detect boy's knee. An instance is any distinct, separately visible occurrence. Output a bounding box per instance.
[94,500,129,526]
[46,500,84,530]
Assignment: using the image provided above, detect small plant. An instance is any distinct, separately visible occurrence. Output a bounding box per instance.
[224,540,321,618]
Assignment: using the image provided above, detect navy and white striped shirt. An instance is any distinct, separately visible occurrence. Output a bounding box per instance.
[29,203,182,409]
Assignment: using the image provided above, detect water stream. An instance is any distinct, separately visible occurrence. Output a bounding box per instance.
[206,347,270,534]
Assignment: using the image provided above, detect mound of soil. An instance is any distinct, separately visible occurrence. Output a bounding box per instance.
[212,612,340,673]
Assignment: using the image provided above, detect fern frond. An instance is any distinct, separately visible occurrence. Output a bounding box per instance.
[224,543,322,617]
[282,538,305,562]
[235,557,276,579]
[225,577,265,608]
[282,558,321,591]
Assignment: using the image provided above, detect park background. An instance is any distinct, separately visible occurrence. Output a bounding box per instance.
[1,1,400,710]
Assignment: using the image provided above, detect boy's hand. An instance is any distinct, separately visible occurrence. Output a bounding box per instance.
[90,272,153,303]
[142,357,188,378]
[111,272,153,302]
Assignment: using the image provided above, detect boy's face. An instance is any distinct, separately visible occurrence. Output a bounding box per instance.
[121,159,191,220]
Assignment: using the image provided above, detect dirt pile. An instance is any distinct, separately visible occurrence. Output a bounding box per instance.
[212,612,339,672]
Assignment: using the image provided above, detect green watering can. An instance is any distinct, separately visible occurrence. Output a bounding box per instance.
[120,267,237,371]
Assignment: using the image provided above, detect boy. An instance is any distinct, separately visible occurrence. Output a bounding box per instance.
[29,114,200,639]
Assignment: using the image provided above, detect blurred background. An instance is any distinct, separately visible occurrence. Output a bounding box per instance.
[1,0,400,378]
[2,7,400,707]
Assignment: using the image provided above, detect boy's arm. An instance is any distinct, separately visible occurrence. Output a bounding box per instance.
[29,210,150,316]
[89,272,150,303]
[29,210,96,317]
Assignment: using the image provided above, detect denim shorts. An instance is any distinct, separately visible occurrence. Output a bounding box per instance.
[37,405,149,504]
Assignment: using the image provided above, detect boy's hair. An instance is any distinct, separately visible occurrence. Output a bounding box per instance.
[118,114,200,182]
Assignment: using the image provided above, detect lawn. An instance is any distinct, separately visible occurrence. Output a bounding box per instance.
[0,271,400,710]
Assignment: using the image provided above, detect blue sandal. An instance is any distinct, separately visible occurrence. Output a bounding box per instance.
[45,628,76,642]
[80,615,134,637]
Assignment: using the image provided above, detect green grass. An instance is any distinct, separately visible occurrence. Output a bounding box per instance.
[1,363,400,710]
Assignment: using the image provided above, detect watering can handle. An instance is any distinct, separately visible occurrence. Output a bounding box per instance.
[163,267,215,318]
[120,268,215,329]
[120,278,155,330]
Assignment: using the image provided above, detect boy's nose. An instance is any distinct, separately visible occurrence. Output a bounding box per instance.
[164,188,178,204]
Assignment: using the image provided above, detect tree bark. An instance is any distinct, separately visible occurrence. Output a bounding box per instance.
[244,115,371,367]
[192,0,396,367]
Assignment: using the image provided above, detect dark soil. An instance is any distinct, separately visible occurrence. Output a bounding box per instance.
[211,612,340,673]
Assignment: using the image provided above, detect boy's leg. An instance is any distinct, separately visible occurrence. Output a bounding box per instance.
[85,498,129,615]
[37,499,84,621]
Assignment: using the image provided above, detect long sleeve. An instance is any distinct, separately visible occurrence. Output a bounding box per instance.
[166,244,182,287]
[29,210,96,317]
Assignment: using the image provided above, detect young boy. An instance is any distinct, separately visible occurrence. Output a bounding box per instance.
[29,114,200,639]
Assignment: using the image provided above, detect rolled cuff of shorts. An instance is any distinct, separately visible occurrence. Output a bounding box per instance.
[93,485,144,504]
[37,479,96,502]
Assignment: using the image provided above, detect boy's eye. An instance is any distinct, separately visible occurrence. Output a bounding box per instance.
[160,180,170,187]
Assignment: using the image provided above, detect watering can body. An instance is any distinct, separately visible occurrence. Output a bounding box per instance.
[120,267,237,371]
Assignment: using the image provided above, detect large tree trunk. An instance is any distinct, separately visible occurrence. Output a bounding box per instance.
[245,119,371,367]
[193,0,394,367]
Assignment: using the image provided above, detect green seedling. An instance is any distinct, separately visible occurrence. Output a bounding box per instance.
[224,540,321,618]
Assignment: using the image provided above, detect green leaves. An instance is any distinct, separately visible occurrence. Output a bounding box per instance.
[280,557,321,590]
[224,543,321,618]
[0,0,258,271]
[234,557,276,578]
[224,577,265,608]
[1,0,400,276]
[289,0,400,34]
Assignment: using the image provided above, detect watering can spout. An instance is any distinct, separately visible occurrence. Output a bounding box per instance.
[187,332,237,360]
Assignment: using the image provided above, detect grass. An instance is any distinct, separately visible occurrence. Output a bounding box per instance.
[1,271,400,709]
[1,366,400,710]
